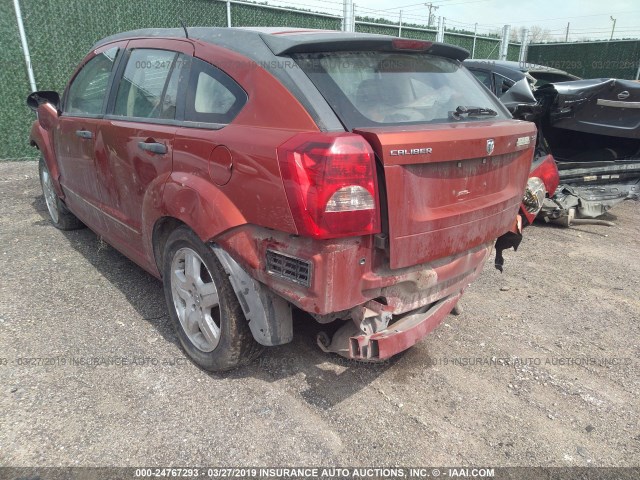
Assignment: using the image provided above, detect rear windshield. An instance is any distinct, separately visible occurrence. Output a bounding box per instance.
[292,51,510,128]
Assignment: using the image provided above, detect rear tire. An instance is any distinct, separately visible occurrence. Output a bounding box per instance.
[162,226,263,371]
[38,158,84,230]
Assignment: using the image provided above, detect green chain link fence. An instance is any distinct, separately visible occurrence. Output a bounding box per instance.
[401,28,437,42]
[507,43,521,61]
[2,0,230,159]
[527,40,640,79]
[443,33,475,53]
[2,0,638,160]
[355,22,399,37]
[473,37,502,59]
[230,3,341,29]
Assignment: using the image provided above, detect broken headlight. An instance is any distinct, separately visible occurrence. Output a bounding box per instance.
[522,176,546,215]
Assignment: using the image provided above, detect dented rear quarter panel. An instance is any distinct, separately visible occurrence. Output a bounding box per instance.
[147,41,323,275]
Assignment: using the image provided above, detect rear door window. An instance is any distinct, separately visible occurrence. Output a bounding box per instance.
[468,69,493,90]
[65,47,119,116]
[113,49,183,119]
[493,73,515,96]
[183,57,247,125]
[293,51,509,128]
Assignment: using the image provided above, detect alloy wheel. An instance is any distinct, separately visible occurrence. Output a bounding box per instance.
[41,166,59,224]
[170,247,221,352]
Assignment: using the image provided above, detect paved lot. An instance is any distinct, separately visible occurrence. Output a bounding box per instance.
[1,160,638,467]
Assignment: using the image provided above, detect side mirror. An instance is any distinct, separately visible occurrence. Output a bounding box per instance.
[37,103,59,131]
[26,91,60,112]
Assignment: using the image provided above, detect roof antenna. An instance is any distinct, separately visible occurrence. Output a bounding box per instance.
[179,18,189,39]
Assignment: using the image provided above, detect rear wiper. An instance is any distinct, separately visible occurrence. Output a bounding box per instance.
[450,105,498,120]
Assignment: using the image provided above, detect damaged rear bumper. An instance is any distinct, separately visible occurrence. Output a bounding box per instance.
[347,293,462,360]
[217,226,496,356]
[217,225,492,317]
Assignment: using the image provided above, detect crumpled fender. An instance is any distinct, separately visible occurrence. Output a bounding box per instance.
[158,171,247,245]
[144,174,293,345]
[29,121,63,197]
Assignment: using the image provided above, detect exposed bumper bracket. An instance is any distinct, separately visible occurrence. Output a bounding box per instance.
[318,293,462,361]
[212,245,293,346]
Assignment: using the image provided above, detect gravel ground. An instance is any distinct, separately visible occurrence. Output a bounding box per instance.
[0,160,638,467]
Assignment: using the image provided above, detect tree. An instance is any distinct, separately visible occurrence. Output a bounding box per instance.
[510,25,552,43]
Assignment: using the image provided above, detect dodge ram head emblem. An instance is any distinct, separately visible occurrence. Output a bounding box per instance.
[486,139,495,155]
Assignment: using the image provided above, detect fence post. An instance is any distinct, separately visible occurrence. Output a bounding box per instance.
[12,0,36,92]
[436,16,445,43]
[352,2,356,32]
[343,0,354,32]
[518,29,529,64]
[226,0,232,27]
[499,24,511,60]
[471,23,477,59]
[398,10,402,38]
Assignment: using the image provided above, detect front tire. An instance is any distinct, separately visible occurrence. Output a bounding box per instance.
[38,158,84,230]
[162,227,263,371]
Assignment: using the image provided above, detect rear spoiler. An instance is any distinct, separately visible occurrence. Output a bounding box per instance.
[260,32,469,61]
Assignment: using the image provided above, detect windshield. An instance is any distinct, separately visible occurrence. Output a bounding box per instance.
[293,51,510,128]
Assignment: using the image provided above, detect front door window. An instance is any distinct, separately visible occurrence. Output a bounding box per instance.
[65,47,118,116]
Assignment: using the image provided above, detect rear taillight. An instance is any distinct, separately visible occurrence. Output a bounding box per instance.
[523,176,547,215]
[533,154,560,197]
[277,132,380,239]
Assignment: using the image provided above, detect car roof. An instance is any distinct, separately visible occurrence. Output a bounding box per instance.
[93,26,342,48]
[92,27,469,61]
[88,28,470,133]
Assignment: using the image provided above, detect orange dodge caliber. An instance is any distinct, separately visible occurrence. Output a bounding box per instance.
[28,27,535,371]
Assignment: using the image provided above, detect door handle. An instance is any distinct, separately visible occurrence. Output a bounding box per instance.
[138,141,167,155]
[75,129,93,139]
